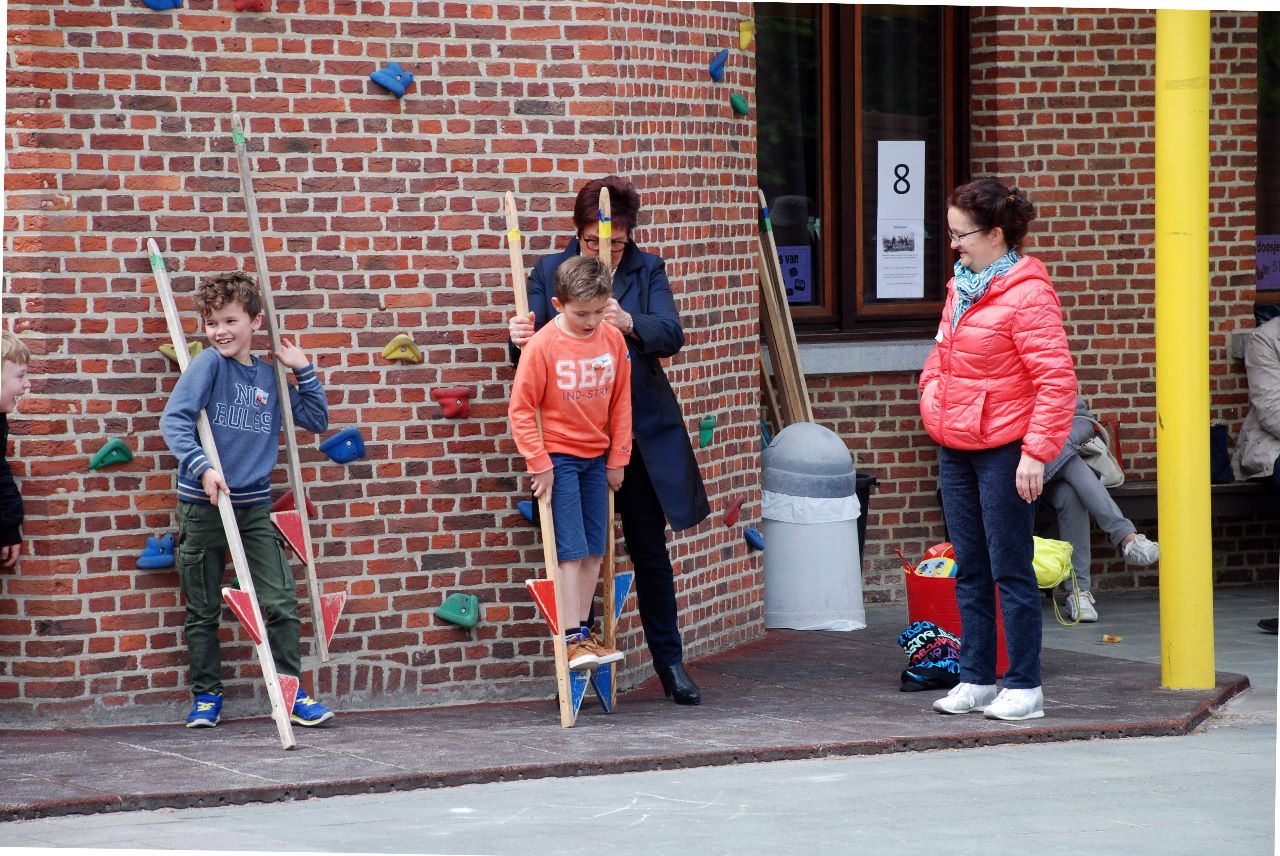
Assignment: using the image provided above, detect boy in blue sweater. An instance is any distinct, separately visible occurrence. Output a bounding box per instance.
[160,272,333,729]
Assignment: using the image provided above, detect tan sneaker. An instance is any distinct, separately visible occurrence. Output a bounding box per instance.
[584,633,625,665]
[566,639,600,670]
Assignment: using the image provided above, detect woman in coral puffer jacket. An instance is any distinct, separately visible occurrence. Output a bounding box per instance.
[919,179,1076,722]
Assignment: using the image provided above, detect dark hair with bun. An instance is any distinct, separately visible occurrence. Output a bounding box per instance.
[573,175,641,235]
[948,179,1036,249]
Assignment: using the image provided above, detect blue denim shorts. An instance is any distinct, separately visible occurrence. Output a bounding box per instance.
[549,453,607,561]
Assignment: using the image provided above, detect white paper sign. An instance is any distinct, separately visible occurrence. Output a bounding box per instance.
[876,140,925,299]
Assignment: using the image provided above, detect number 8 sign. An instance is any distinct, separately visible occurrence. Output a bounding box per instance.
[877,141,925,221]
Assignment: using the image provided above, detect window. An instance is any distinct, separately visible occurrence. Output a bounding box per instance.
[757,4,969,338]
[1259,12,1280,299]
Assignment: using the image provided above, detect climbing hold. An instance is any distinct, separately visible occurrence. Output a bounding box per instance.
[722,496,745,528]
[135,533,176,569]
[234,0,264,9]
[370,62,414,99]
[709,48,729,82]
[271,488,318,518]
[90,438,133,470]
[744,526,764,551]
[158,341,202,366]
[431,386,474,419]
[435,593,480,630]
[730,93,750,116]
[698,414,716,448]
[319,427,365,464]
[517,499,537,525]
[381,333,421,364]
[740,19,755,50]
[141,0,181,9]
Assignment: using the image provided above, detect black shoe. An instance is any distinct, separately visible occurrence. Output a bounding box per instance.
[655,663,701,706]
[1258,617,1278,635]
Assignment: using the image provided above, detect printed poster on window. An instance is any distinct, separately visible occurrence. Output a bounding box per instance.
[876,140,925,299]
[1259,235,1280,292]
[776,244,812,303]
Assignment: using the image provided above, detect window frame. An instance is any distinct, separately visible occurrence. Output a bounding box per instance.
[765,4,970,340]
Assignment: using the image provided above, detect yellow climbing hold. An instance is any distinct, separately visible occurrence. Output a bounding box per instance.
[159,341,203,365]
[382,333,422,364]
[740,19,755,51]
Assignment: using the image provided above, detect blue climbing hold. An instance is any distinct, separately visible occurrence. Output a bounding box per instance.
[745,526,765,551]
[142,0,182,8]
[370,62,414,98]
[518,500,535,525]
[709,48,729,82]
[319,427,366,464]
[136,533,176,569]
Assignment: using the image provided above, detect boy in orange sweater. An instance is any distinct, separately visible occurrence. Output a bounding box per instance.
[509,255,633,669]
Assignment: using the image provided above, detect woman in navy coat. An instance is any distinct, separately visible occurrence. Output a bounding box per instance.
[508,176,710,704]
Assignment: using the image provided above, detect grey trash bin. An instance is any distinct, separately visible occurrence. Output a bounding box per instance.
[761,422,866,631]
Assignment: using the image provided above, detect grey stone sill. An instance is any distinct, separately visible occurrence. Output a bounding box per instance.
[763,340,934,376]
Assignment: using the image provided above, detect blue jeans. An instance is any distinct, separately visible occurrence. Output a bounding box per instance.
[549,453,607,562]
[939,440,1042,688]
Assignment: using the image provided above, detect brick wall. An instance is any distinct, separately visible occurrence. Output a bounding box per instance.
[833,9,1278,603]
[2,0,760,724]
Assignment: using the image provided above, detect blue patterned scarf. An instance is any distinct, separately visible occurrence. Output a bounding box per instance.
[951,250,1020,331]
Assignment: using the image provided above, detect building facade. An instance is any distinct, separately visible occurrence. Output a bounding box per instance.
[2,2,1275,724]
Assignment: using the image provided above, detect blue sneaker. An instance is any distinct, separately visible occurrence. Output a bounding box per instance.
[291,688,334,727]
[185,693,222,728]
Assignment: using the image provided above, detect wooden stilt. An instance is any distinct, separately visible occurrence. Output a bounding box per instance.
[230,115,338,662]
[595,187,622,709]
[148,239,296,751]
[506,192,576,728]
[757,188,814,425]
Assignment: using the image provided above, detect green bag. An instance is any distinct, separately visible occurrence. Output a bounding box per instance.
[1033,536,1080,626]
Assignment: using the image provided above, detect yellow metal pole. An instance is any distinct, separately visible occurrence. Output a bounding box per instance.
[1155,10,1214,689]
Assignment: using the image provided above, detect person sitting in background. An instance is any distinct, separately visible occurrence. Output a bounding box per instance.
[1043,394,1160,623]
[1230,314,1280,634]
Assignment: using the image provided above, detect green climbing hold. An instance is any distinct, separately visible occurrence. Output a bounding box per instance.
[730,93,750,116]
[159,341,203,366]
[699,415,717,448]
[435,593,480,630]
[90,437,134,470]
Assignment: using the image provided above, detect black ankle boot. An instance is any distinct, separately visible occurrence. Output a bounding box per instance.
[655,663,701,706]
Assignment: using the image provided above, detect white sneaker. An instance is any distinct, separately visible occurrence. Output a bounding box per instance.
[1122,533,1160,566]
[932,682,998,715]
[984,686,1045,720]
[1068,589,1098,623]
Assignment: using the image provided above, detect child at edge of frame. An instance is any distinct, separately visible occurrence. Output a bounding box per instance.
[159,271,334,729]
[508,254,634,671]
[1,330,33,572]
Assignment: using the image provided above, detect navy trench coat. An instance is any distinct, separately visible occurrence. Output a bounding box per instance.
[512,238,710,532]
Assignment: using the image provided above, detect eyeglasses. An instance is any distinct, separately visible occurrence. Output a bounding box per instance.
[947,226,986,243]
[581,236,628,252]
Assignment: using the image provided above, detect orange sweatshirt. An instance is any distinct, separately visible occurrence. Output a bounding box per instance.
[509,318,633,474]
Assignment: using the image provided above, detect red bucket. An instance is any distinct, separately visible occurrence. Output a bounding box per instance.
[903,570,1008,678]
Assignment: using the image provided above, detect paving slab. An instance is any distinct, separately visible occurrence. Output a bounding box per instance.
[0,622,1246,822]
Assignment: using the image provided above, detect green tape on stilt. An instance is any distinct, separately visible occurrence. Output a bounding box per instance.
[232,129,245,145]
[149,255,165,272]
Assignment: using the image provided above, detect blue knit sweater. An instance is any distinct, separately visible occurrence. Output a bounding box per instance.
[160,348,328,506]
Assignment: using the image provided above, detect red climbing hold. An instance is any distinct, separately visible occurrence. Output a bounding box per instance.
[723,496,746,528]
[234,0,265,11]
[431,386,474,419]
[272,488,318,518]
